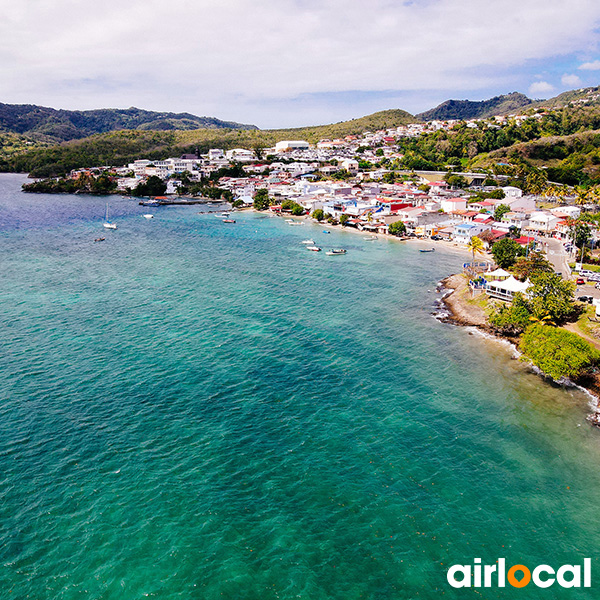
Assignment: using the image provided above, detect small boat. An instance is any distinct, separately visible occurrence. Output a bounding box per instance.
[94,237,106,242]
[365,235,377,240]
[420,248,435,253]
[322,230,331,234]
[289,221,303,226]
[103,204,117,229]
[326,249,347,255]
[306,246,321,252]
[142,214,154,219]
[301,239,315,244]
[222,218,236,223]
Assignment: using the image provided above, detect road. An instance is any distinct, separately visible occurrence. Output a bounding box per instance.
[544,237,572,279]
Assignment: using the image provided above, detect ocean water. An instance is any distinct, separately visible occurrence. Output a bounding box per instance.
[1,172,600,599]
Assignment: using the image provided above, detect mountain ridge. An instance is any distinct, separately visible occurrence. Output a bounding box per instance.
[0,103,257,143]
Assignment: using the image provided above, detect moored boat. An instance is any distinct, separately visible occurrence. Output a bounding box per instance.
[325,248,347,255]
[222,218,236,223]
[420,248,435,253]
[306,246,321,252]
[301,239,315,244]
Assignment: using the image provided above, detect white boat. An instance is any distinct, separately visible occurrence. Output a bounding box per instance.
[142,214,154,219]
[289,221,304,226]
[306,246,321,252]
[365,235,377,241]
[103,204,117,229]
[301,239,315,244]
[326,249,347,255]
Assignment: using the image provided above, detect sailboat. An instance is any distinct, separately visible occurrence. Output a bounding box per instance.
[103,204,117,229]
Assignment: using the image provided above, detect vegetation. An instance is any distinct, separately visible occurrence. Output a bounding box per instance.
[388,220,407,236]
[467,236,485,263]
[312,208,325,221]
[22,172,117,194]
[281,199,305,216]
[1,109,414,177]
[131,175,166,197]
[488,293,532,336]
[512,251,553,281]
[493,203,511,221]
[417,92,533,121]
[520,324,600,380]
[253,188,270,211]
[0,103,256,144]
[339,214,350,226]
[491,238,525,268]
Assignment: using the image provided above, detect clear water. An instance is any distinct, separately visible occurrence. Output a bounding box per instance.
[1,173,600,599]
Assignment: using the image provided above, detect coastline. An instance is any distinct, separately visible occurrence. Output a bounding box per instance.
[439,271,600,425]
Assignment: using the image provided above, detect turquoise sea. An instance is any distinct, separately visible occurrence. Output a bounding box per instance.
[1,172,600,599]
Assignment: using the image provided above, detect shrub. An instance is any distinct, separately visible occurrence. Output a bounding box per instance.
[520,324,600,380]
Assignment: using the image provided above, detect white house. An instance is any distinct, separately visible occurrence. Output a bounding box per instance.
[453,222,491,244]
[528,211,561,234]
[275,140,310,152]
[441,198,468,213]
[501,186,523,198]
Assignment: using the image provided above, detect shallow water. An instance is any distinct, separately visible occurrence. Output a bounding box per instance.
[1,173,599,599]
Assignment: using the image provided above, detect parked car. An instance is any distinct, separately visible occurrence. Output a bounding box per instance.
[578,295,594,303]
[576,278,586,285]
[595,282,600,290]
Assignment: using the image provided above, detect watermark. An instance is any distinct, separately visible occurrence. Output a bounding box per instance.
[447,558,591,589]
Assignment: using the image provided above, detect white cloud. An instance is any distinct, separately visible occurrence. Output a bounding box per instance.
[579,60,600,70]
[1,0,600,126]
[561,73,583,87]
[529,81,555,97]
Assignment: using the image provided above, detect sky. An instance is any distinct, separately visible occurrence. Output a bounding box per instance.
[2,0,600,129]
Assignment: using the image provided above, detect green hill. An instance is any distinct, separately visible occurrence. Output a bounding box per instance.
[417,92,534,121]
[0,103,257,144]
[2,109,415,177]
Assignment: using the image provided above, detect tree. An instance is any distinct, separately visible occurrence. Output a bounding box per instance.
[527,272,575,324]
[253,188,270,210]
[467,236,485,263]
[513,251,553,281]
[520,324,600,380]
[488,293,532,336]
[491,238,525,268]
[312,208,324,221]
[493,203,511,222]
[339,214,350,226]
[569,220,591,263]
[388,220,406,236]
[132,175,167,197]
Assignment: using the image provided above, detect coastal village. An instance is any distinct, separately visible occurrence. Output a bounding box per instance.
[36,110,600,419]
[60,113,597,279]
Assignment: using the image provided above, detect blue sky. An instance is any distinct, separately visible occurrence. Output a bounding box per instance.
[1,0,600,128]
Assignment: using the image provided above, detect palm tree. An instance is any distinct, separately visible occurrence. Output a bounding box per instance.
[467,235,485,266]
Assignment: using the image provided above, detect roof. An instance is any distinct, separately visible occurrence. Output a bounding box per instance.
[487,276,532,294]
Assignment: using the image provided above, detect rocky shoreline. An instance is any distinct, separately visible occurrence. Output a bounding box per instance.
[438,272,600,426]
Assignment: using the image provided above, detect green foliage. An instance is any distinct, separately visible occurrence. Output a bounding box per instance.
[312,208,324,221]
[489,293,532,336]
[444,173,468,188]
[493,203,511,221]
[417,92,533,121]
[527,272,576,323]
[339,214,350,226]
[512,251,553,281]
[388,220,407,236]
[520,324,600,380]
[491,238,525,268]
[0,103,256,144]
[22,172,117,194]
[132,175,167,197]
[253,188,270,211]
